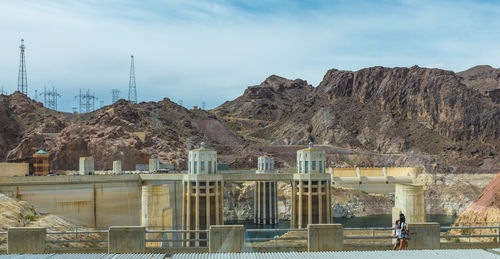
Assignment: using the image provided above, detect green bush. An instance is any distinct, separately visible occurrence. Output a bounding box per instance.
[460,228,472,236]
[24,214,35,221]
[454,238,460,243]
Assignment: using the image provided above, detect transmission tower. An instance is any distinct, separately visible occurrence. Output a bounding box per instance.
[128,55,137,103]
[40,86,61,110]
[202,101,206,110]
[178,99,183,107]
[72,107,77,113]
[34,90,38,101]
[17,39,28,95]
[111,89,120,103]
[0,86,6,95]
[75,89,98,113]
[99,100,104,108]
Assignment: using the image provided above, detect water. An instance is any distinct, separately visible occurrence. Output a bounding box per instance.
[227,214,458,241]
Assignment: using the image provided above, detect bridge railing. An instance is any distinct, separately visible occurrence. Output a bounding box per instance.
[45,229,108,250]
[145,229,208,248]
[2,223,500,254]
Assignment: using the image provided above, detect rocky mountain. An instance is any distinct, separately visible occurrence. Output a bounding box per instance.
[1,65,499,175]
[458,65,500,103]
[1,93,245,170]
[215,66,500,174]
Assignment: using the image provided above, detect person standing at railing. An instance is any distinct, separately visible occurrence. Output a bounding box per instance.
[392,217,401,250]
[399,213,409,250]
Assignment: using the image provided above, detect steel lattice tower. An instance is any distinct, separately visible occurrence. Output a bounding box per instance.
[75,89,98,113]
[128,55,137,103]
[17,39,28,95]
[111,89,120,103]
[40,86,61,110]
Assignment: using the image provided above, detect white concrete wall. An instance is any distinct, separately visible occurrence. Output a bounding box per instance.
[0,163,29,176]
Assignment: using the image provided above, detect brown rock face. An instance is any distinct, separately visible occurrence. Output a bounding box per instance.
[214,75,313,126]
[452,172,500,241]
[215,66,499,174]
[1,94,245,170]
[458,65,500,103]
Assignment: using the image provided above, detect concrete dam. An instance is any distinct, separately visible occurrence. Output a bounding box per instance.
[0,166,419,229]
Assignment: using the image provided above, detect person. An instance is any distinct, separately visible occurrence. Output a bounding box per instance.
[392,217,401,250]
[399,213,409,250]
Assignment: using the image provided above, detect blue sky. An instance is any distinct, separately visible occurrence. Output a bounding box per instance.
[1,0,500,112]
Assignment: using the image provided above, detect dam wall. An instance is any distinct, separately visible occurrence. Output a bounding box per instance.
[0,175,142,228]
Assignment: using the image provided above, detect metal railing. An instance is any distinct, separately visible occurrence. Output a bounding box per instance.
[145,229,208,247]
[245,228,307,242]
[440,225,500,242]
[45,229,108,249]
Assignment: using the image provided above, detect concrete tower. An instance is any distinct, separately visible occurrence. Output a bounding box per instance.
[291,142,332,228]
[254,155,278,224]
[182,142,223,247]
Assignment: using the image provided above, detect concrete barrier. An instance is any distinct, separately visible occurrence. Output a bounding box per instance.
[7,227,46,254]
[209,225,244,253]
[408,222,440,249]
[308,224,343,251]
[108,226,145,253]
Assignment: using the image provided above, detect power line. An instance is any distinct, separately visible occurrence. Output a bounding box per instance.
[128,55,137,103]
[75,89,98,113]
[17,39,28,95]
[111,89,120,103]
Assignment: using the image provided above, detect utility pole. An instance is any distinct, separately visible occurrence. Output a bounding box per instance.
[111,89,120,103]
[17,39,28,95]
[75,89,98,113]
[128,55,137,103]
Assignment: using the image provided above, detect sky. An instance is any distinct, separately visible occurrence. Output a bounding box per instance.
[1,0,500,112]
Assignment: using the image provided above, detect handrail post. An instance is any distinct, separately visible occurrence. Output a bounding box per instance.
[308,224,343,251]
[108,226,145,254]
[407,223,440,250]
[209,225,244,253]
[7,227,46,254]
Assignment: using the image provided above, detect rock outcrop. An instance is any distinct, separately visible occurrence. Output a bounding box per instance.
[451,171,500,242]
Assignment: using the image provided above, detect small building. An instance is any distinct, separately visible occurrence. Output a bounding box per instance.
[188,142,217,174]
[33,149,50,176]
[79,156,95,175]
[256,155,274,173]
[296,142,326,174]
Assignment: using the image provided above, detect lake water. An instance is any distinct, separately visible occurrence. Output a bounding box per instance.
[227,214,458,241]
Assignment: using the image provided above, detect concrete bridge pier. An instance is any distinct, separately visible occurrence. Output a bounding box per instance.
[392,184,425,226]
[141,184,179,247]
